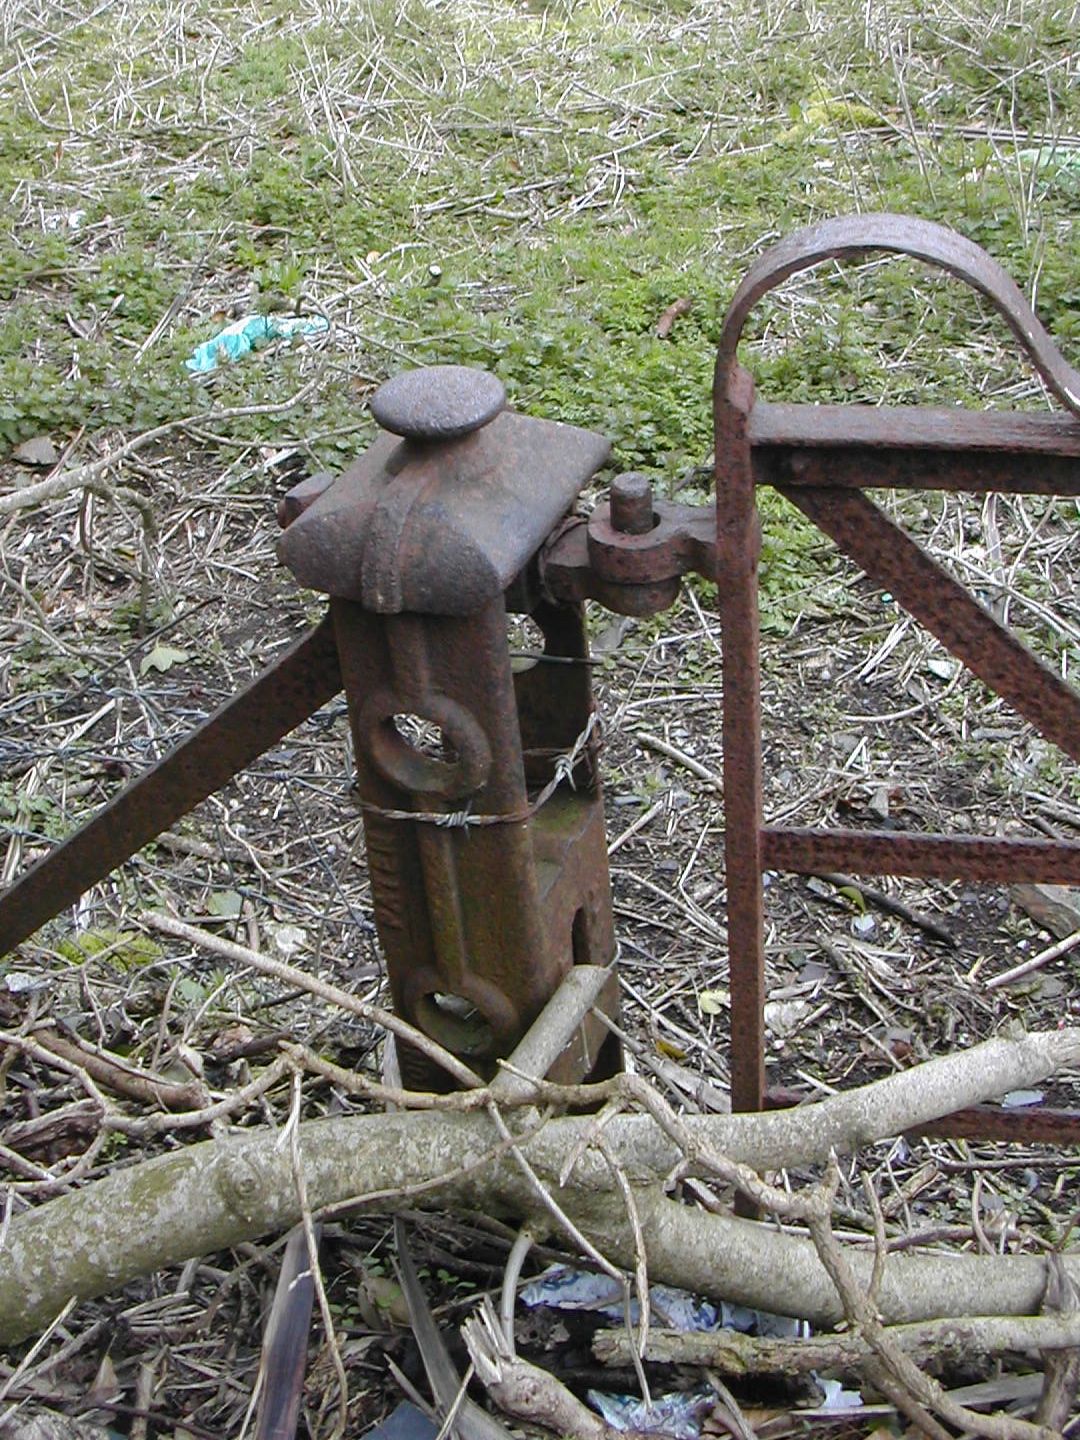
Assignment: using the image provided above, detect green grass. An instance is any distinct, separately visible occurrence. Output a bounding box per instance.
[2,0,1077,488]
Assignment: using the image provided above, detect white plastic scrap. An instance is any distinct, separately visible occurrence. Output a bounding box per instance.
[814,1375,864,1410]
[587,1388,715,1437]
[520,1267,810,1438]
[519,1265,802,1337]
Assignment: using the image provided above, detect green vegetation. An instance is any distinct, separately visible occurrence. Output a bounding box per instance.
[1,0,1077,627]
[3,0,1077,456]
[55,927,163,969]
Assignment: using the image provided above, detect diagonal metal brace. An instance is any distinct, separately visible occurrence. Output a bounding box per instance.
[779,484,1080,763]
[0,616,342,956]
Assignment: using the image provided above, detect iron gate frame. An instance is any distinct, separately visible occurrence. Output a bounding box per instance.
[713,215,1080,1124]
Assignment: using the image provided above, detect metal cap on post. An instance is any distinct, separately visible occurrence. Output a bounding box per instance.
[278,365,611,614]
[369,365,507,440]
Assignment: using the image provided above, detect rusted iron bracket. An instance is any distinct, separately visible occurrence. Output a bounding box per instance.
[1,216,1077,1144]
[0,365,622,1094]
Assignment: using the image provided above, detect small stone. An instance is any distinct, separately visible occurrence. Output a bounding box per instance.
[867,784,891,820]
[12,435,59,467]
[270,923,307,959]
[1011,883,1080,940]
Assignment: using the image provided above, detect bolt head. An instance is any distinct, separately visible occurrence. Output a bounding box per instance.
[609,472,655,534]
[370,366,506,441]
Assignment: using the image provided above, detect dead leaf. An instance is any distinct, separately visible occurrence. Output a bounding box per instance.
[764,998,813,1035]
[698,988,730,1015]
[13,435,60,467]
[139,643,190,676]
[655,296,692,338]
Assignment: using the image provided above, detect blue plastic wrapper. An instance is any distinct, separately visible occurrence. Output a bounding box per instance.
[518,1265,803,1337]
[185,314,329,373]
[587,1388,716,1437]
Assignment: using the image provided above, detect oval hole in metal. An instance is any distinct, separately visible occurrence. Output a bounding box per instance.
[360,689,491,798]
[392,712,459,763]
[415,991,495,1059]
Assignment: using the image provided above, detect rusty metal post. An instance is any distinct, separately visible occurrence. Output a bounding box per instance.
[713,366,766,1116]
[279,366,620,1089]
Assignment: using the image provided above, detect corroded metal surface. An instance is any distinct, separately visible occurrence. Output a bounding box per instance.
[609,472,655,534]
[282,369,621,1089]
[763,829,1080,884]
[752,404,1080,493]
[279,368,610,615]
[716,212,1080,416]
[370,363,506,440]
[908,1106,1080,1145]
[781,485,1080,761]
[542,498,715,615]
[329,592,616,1090]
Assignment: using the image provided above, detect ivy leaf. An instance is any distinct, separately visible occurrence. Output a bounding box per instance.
[140,643,190,676]
[207,890,243,919]
[837,884,867,913]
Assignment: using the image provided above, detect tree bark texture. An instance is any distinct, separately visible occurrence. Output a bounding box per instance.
[3,1021,1079,1348]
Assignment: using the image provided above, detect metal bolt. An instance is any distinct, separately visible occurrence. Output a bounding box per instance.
[609,472,654,535]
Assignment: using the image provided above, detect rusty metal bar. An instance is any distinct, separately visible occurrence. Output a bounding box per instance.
[716,214,1080,418]
[763,828,1080,884]
[778,484,1080,762]
[0,617,343,955]
[767,1087,1080,1144]
[751,402,1080,493]
[715,368,767,1117]
[908,1106,1080,1144]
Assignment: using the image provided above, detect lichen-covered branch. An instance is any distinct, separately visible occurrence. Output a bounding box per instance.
[2,1026,1078,1348]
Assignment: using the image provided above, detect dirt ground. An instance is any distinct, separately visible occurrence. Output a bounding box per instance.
[0,428,1078,1435]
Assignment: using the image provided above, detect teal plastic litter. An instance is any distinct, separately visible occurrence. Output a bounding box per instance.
[185,314,329,373]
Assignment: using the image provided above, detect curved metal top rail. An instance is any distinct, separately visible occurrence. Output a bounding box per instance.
[715,213,1080,418]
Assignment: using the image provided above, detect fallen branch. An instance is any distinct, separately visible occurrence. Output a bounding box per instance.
[2,1026,1079,1347]
[803,1175,1054,1440]
[811,870,957,946]
[142,911,481,1089]
[18,1026,209,1112]
[463,1298,618,1440]
[593,1314,1080,1375]
[1034,1255,1080,1431]
[0,378,320,518]
[987,926,1080,990]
